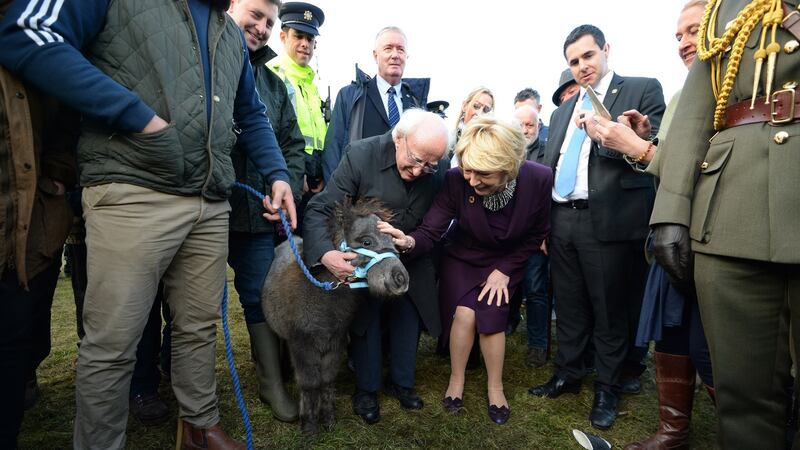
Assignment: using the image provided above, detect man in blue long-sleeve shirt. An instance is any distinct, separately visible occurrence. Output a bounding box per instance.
[0,1,297,448]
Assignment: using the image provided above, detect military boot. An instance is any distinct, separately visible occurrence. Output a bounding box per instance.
[623,352,695,450]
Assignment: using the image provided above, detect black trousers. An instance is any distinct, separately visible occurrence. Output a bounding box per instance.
[0,260,60,449]
[550,205,647,391]
[350,295,422,393]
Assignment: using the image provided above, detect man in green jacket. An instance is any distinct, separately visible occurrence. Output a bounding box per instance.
[0,0,297,448]
[226,0,305,423]
[649,0,800,448]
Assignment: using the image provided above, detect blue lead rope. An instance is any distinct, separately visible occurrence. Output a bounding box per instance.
[233,182,337,291]
[221,182,400,448]
[220,283,253,450]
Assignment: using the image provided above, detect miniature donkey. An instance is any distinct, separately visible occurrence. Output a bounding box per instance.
[262,198,409,434]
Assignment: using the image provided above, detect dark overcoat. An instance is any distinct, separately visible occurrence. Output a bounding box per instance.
[303,131,448,337]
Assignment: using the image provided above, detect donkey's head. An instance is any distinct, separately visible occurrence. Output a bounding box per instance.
[330,198,409,298]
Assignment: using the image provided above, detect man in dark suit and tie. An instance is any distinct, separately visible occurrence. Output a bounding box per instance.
[529,24,665,430]
[321,26,430,182]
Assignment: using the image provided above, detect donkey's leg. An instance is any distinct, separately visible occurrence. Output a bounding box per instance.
[289,334,323,434]
[319,337,345,428]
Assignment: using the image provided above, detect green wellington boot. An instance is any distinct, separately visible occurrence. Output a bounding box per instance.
[247,322,299,422]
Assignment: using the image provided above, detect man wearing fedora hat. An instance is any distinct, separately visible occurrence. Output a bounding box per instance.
[552,68,580,107]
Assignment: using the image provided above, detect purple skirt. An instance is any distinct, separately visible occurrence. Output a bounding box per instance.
[438,253,517,341]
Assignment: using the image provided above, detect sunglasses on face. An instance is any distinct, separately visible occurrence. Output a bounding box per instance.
[470,102,493,114]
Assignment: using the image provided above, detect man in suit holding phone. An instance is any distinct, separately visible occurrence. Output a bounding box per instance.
[529,24,665,430]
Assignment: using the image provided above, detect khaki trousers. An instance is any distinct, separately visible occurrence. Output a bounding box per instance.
[74,183,230,450]
[694,253,800,450]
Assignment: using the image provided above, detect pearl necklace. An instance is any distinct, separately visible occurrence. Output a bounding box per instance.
[482,179,516,212]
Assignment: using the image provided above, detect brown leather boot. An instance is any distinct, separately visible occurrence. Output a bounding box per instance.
[624,352,696,450]
[177,420,246,450]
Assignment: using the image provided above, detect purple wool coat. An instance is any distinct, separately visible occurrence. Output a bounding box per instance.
[409,161,553,338]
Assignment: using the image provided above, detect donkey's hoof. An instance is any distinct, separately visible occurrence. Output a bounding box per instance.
[300,419,320,435]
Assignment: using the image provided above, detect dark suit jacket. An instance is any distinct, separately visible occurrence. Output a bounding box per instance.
[362,77,418,137]
[361,77,425,137]
[543,73,665,242]
[303,131,449,337]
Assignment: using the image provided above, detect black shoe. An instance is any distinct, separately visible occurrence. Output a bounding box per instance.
[589,390,618,430]
[442,396,464,415]
[488,403,510,425]
[617,376,641,395]
[384,383,423,410]
[528,375,581,398]
[24,379,39,411]
[129,393,169,426]
[352,391,380,425]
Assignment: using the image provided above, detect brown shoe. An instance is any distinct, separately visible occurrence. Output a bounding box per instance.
[178,420,245,450]
[623,352,695,450]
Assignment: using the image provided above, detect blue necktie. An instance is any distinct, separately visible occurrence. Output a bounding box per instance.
[387,86,400,127]
[555,93,593,197]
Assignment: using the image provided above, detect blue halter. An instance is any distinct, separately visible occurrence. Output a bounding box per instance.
[338,240,399,289]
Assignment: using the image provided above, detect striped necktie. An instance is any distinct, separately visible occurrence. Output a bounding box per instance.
[387,86,400,127]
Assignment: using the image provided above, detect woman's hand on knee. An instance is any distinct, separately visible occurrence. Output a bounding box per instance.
[477,269,510,307]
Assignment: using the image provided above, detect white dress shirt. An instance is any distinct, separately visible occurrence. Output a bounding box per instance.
[552,70,615,202]
[375,75,403,118]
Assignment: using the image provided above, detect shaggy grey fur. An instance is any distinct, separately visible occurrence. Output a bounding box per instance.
[262,199,409,434]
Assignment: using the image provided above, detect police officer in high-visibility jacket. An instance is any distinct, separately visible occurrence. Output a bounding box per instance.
[270,1,327,222]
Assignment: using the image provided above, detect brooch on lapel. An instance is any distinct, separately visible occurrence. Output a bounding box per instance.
[468,195,476,204]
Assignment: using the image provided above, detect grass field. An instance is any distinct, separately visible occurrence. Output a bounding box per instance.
[18,270,717,449]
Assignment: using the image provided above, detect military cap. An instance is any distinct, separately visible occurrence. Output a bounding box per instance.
[427,100,450,118]
[552,68,577,106]
[279,2,325,36]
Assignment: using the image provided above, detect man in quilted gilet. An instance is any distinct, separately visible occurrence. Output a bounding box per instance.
[0,1,297,449]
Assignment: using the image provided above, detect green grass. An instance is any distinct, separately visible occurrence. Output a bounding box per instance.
[19,270,717,449]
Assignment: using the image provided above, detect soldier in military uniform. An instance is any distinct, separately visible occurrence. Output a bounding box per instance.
[650,0,800,448]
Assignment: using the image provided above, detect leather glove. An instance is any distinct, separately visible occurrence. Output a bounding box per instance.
[652,224,695,296]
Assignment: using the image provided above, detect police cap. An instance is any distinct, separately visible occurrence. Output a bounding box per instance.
[279,2,325,36]
[427,100,450,118]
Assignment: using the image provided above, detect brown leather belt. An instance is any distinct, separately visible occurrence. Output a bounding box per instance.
[783,1,800,41]
[725,86,800,128]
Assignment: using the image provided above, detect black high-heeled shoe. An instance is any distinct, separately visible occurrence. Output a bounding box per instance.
[487,403,510,424]
[442,396,464,414]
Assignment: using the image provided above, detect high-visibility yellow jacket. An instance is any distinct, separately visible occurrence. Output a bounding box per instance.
[270,54,326,155]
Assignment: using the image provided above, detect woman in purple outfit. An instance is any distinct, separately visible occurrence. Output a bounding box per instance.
[379,116,552,424]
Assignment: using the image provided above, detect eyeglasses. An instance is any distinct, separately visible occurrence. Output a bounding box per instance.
[470,101,493,115]
[404,138,439,174]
